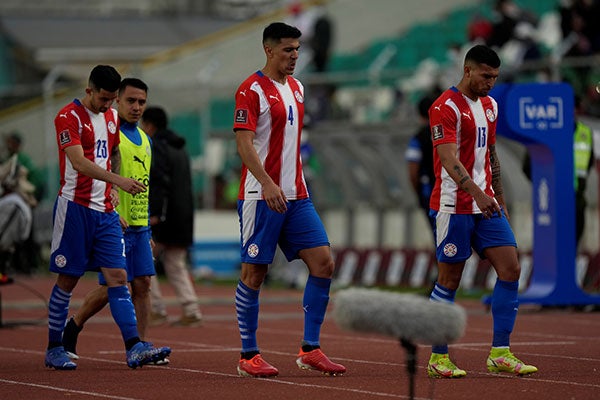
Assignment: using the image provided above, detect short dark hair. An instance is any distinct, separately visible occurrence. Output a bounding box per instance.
[464,45,501,68]
[119,78,148,95]
[89,65,121,92]
[142,106,168,130]
[263,22,301,44]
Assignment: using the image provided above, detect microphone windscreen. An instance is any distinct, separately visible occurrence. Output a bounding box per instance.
[332,288,467,345]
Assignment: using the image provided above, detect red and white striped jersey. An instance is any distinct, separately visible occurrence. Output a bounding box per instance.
[429,87,498,214]
[233,71,308,201]
[54,99,120,212]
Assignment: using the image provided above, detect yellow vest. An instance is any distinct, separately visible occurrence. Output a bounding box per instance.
[116,127,152,226]
[573,121,593,191]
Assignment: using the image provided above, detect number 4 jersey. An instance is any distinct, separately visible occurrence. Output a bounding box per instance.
[233,71,308,201]
[54,99,120,212]
[429,86,498,214]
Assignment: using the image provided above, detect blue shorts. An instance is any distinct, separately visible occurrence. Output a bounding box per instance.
[237,198,329,264]
[430,209,517,263]
[98,227,155,284]
[49,197,126,277]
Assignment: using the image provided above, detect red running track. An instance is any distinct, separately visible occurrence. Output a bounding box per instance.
[1,274,599,400]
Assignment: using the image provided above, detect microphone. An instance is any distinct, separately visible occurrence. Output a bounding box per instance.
[332,287,467,345]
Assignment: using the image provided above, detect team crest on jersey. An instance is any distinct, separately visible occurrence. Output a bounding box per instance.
[54,254,67,268]
[486,108,496,122]
[59,130,71,145]
[432,124,444,140]
[294,90,304,103]
[235,109,248,124]
[247,243,259,258]
[443,243,458,257]
[108,121,117,134]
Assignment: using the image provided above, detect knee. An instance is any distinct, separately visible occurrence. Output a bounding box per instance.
[102,269,128,287]
[309,257,335,279]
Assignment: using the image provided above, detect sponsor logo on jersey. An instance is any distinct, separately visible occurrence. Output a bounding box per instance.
[235,109,248,124]
[432,124,444,140]
[247,243,259,258]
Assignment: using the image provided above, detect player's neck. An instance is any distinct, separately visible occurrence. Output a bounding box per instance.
[261,68,287,85]
[455,82,477,101]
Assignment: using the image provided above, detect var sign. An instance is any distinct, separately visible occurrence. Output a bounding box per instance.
[519,96,564,130]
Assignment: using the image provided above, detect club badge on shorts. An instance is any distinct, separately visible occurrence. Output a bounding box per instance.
[443,243,457,257]
[247,243,259,258]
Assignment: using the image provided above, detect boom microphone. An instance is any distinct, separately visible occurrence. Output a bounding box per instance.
[332,288,467,345]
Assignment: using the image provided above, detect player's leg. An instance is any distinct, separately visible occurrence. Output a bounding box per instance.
[46,198,88,370]
[96,213,170,368]
[63,285,108,359]
[427,211,471,378]
[46,273,79,370]
[476,214,537,375]
[284,199,345,375]
[128,229,155,339]
[235,199,280,377]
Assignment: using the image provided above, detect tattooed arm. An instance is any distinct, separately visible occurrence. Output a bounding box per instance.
[436,142,501,217]
[489,144,509,220]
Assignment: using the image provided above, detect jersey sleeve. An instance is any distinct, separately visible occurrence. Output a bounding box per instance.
[233,80,260,133]
[55,107,81,151]
[429,100,458,147]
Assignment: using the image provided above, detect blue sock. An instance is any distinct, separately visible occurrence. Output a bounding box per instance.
[235,280,260,353]
[302,275,331,347]
[429,282,456,354]
[48,285,72,347]
[491,279,519,347]
[107,286,139,344]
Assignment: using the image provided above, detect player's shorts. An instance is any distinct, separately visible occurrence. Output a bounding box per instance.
[430,209,517,264]
[98,227,155,284]
[237,198,329,264]
[49,196,126,276]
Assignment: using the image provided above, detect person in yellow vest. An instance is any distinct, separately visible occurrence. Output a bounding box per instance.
[60,78,169,363]
[523,95,594,249]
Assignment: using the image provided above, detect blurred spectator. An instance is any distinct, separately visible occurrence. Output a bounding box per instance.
[141,106,202,327]
[1,133,42,275]
[557,0,600,95]
[0,154,34,276]
[310,5,333,72]
[2,132,44,201]
[286,1,333,73]
[487,0,541,70]
[404,95,436,240]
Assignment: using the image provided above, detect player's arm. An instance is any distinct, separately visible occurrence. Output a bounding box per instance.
[235,129,287,213]
[436,142,500,217]
[488,144,509,219]
[63,145,145,195]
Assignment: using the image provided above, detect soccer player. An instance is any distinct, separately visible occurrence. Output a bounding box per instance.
[61,78,169,364]
[232,22,345,378]
[45,66,170,370]
[426,45,537,378]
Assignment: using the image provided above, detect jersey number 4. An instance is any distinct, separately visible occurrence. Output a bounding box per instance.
[288,105,294,126]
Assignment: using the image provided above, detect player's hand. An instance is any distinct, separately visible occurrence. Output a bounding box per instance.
[118,177,146,195]
[110,188,119,207]
[474,191,501,219]
[263,182,288,213]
